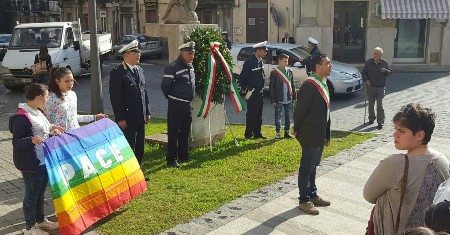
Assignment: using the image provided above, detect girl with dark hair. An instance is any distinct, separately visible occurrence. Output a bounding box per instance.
[33,45,52,84]
[44,67,107,130]
[9,83,63,235]
[364,103,450,235]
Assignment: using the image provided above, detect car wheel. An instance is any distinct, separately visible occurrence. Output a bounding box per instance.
[4,84,25,91]
[326,81,335,98]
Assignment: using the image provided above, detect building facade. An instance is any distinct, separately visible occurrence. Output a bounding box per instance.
[232,0,450,65]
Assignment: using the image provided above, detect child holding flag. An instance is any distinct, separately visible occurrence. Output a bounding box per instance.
[9,84,64,235]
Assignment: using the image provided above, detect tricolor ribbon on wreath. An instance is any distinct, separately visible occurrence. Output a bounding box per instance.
[197,41,246,118]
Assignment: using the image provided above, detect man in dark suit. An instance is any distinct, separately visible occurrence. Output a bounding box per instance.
[293,54,332,214]
[281,32,295,44]
[161,42,196,168]
[109,40,151,180]
[240,41,268,139]
[300,37,321,74]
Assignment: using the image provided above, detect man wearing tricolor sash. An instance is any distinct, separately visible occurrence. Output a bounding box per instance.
[293,54,332,215]
[269,53,296,140]
[161,42,196,168]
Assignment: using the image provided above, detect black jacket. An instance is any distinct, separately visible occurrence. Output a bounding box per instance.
[161,56,196,102]
[293,79,331,148]
[34,53,52,72]
[282,37,295,44]
[109,62,150,125]
[269,67,296,103]
[302,46,321,73]
[240,54,265,92]
[361,58,391,87]
[9,110,40,172]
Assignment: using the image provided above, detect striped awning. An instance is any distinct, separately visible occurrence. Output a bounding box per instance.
[380,0,450,19]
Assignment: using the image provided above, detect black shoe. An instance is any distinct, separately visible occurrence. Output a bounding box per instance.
[368,120,374,125]
[254,135,267,139]
[166,161,180,168]
[244,134,253,139]
[144,177,151,182]
[178,156,192,162]
[377,123,384,129]
[284,132,293,139]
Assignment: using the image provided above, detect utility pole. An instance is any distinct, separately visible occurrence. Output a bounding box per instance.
[89,0,104,113]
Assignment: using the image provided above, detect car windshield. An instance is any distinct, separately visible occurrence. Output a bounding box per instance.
[136,35,148,43]
[290,46,311,58]
[0,35,11,43]
[9,27,63,49]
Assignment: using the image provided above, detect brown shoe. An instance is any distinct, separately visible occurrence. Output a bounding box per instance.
[298,202,319,215]
[311,196,331,206]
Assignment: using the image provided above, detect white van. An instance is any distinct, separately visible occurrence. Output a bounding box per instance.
[0,21,112,91]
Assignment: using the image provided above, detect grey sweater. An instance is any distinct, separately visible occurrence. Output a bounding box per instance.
[361,58,391,87]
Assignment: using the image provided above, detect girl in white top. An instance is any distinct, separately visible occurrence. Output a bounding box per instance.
[44,67,107,130]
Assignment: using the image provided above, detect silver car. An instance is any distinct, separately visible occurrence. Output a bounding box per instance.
[231,43,362,96]
[112,34,164,59]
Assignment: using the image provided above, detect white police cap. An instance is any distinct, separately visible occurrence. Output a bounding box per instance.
[252,41,267,49]
[308,37,318,45]
[118,40,140,54]
[221,31,228,35]
[178,41,195,52]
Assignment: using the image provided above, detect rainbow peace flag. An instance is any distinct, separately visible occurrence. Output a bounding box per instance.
[43,118,147,235]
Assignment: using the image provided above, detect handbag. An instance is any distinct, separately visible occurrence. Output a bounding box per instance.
[31,56,48,76]
[365,155,409,235]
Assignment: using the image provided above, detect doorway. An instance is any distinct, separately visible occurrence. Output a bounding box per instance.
[333,1,367,63]
[246,0,268,43]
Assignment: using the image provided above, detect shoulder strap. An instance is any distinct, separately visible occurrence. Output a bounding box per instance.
[395,154,409,233]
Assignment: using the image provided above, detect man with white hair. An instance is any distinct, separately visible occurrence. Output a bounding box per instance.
[362,47,391,129]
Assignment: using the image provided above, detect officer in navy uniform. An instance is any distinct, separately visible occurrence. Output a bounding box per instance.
[109,40,151,180]
[161,41,196,168]
[240,41,268,139]
[300,37,322,74]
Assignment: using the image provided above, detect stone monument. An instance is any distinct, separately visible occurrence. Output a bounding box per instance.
[162,0,200,24]
[144,1,225,149]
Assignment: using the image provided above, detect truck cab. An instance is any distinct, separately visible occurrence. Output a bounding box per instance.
[0,21,111,91]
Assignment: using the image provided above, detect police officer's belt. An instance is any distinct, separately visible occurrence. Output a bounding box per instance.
[168,95,190,103]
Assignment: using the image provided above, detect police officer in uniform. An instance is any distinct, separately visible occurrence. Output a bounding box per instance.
[161,42,196,168]
[109,40,151,180]
[300,37,321,74]
[240,41,268,139]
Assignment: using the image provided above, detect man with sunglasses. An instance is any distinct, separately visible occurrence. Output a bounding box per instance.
[109,40,151,181]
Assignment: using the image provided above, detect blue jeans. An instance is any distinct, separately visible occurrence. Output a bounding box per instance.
[298,146,324,203]
[274,102,292,133]
[22,165,48,229]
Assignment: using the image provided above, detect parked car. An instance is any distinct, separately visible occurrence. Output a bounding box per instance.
[231,43,363,96]
[0,34,11,61]
[112,34,164,59]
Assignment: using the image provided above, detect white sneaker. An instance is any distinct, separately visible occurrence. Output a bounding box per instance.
[36,218,59,230]
[23,225,49,235]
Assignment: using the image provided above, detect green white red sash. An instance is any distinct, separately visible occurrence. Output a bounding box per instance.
[198,42,246,118]
[303,75,330,120]
[273,67,293,95]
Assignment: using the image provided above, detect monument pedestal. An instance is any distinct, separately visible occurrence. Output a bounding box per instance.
[144,23,225,149]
